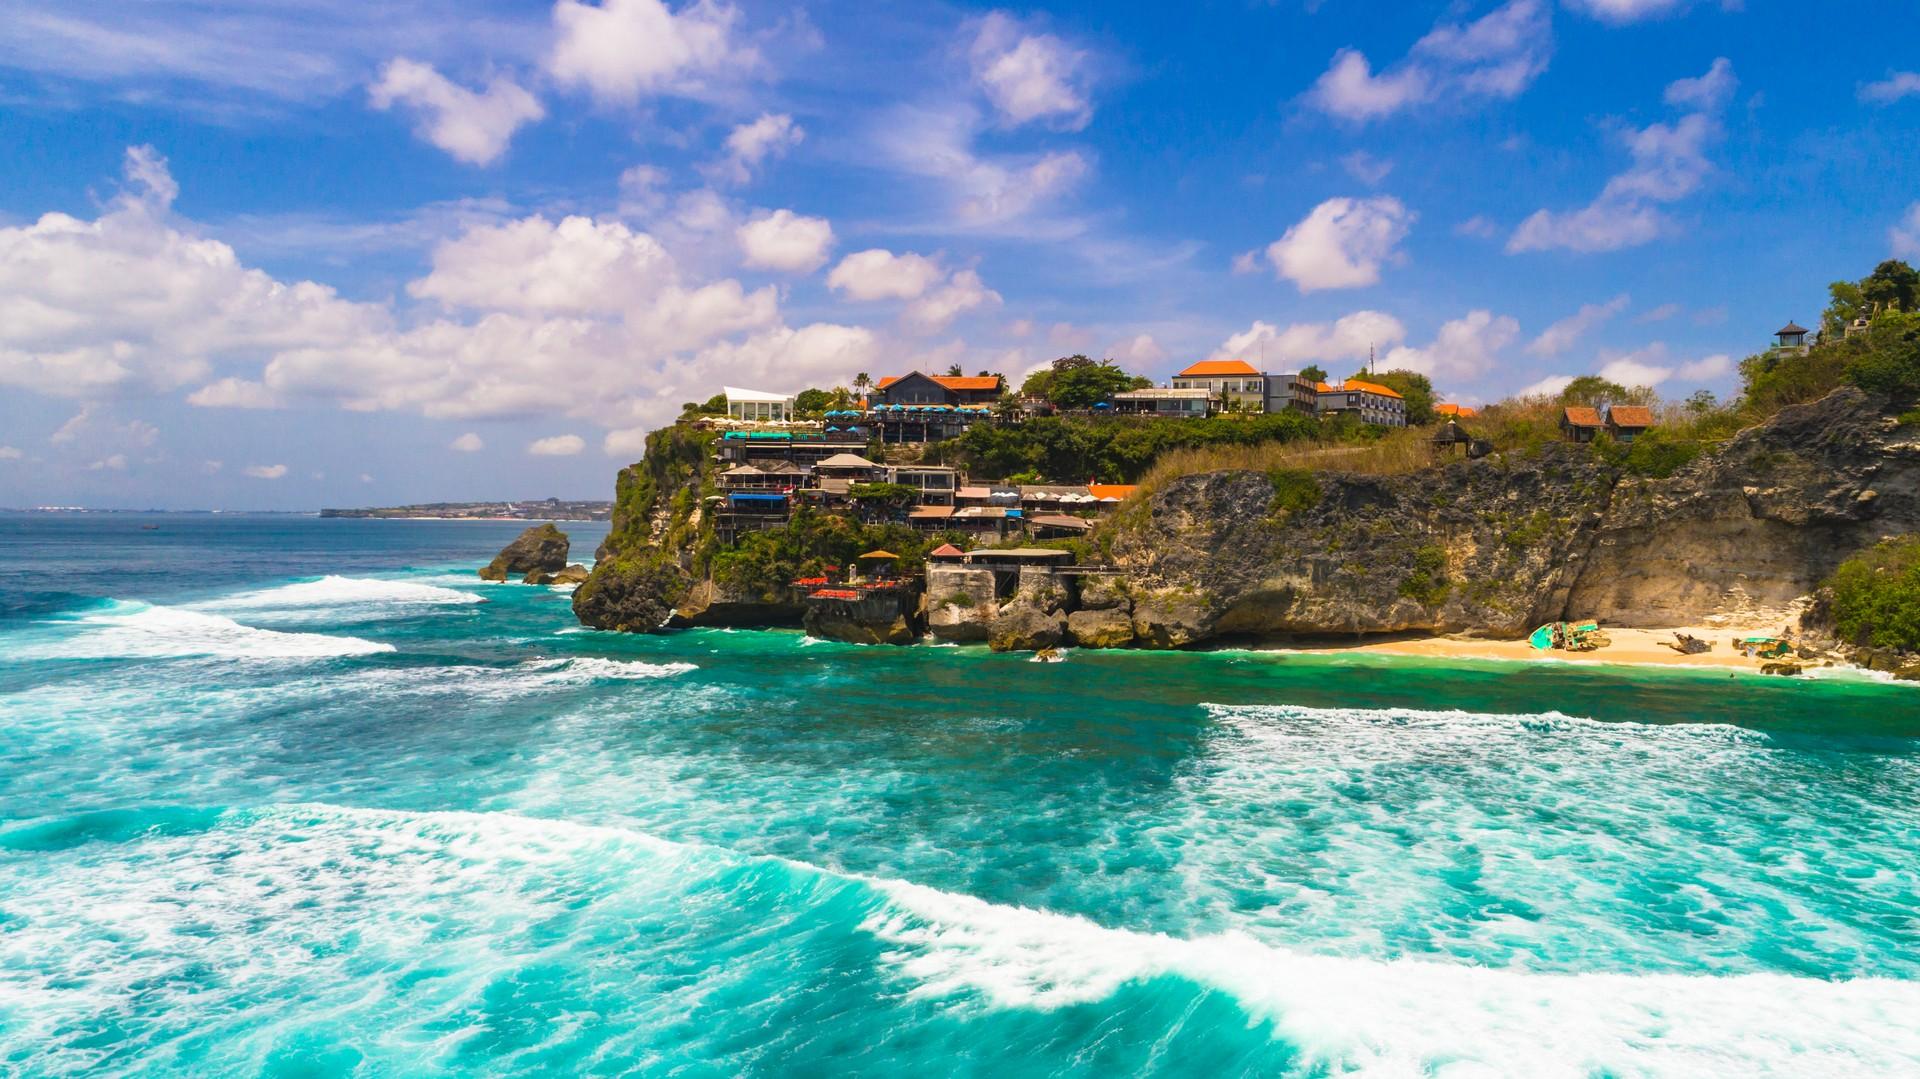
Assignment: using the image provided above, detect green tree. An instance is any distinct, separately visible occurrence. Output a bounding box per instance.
[1862,259,1920,315]
[1049,360,1148,409]
[1299,364,1328,384]
[1557,376,1633,408]
[946,363,965,376]
[1684,389,1718,414]
[794,388,832,414]
[1826,537,1920,653]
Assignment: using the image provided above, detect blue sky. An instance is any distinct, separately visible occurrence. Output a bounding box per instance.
[2,0,1918,509]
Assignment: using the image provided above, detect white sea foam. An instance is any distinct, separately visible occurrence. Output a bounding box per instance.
[21,601,393,660]
[520,657,698,683]
[864,875,1920,1077]
[198,575,483,618]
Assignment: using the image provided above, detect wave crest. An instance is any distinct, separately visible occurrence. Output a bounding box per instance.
[18,600,394,660]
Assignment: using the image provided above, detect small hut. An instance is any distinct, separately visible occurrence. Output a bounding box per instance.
[1431,419,1474,455]
[927,543,967,563]
[1561,406,1603,443]
[857,549,900,580]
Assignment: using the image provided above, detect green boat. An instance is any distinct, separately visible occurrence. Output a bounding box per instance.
[1529,621,1608,652]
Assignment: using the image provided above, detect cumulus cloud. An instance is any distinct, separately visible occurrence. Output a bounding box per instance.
[603,427,651,458]
[711,113,803,184]
[410,214,676,314]
[1262,196,1414,292]
[528,434,586,456]
[1596,346,1673,388]
[1517,373,1576,398]
[1381,310,1521,380]
[1677,352,1733,381]
[0,446,22,460]
[1306,0,1550,122]
[1509,59,1734,254]
[187,377,280,409]
[969,12,1092,129]
[1106,333,1166,369]
[368,59,543,166]
[736,209,833,273]
[450,432,485,452]
[546,0,754,104]
[1564,0,1734,24]
[1861,72,1920,105]
[87,454,129,472]
[827,249,947,301]
[904,270,1001,334]
[1526,294,1630,357]
[1892,203,1920,260]
[243,463,288,479]
[1210,311,1408,369]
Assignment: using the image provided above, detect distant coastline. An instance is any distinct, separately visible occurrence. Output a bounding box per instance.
[319,499,611,521]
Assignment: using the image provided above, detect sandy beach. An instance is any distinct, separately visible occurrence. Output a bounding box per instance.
[1285,618,1830,673]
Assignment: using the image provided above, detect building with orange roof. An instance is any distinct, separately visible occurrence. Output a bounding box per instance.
[1604,405,1654,444]
[873,372,1004,406]
[1313,379,1407,427]
[1171,359,1268,410]
[1435,403,1479,419]
[1561,406,1604,443]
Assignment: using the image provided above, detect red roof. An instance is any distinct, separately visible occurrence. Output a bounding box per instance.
[1177,359,1260,378]
[1086,484,1137,501]
[929,543,966,558]
[1607,405,1654,428]
[1436,403,1479,418]
[1563,406,1603,428]
[1316,379,1403,400]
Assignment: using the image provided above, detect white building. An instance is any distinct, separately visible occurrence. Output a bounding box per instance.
[724,386,797,423]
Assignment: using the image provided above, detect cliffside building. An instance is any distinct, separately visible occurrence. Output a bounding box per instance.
[724,386,796,423]
[1772,321,1812,357]
[873,372,1003,407]
[1171,360,1267,410]
[1314,379,1408,427]
[1561,406,1604,442]
[1111,387,1215,415]
[1605,405,1654,444]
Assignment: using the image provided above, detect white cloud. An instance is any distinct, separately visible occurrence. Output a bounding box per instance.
[87,454,129,472]
[0,446,21,460]
[1382,310,1520,380]
[1211,311,1409,369]
[360,473,374,483]
[1454,215,1500,239]
[47,406,159,451]
[672,323,880,395]
[1563,0,1724,24]
[410,214,676,314]
[1106,334,1166,369]
[0,148,382,401]
[368,59,543,167]
[603,427,651,457]
[201,459,223,474]
[1526,294,1630,357]
[1305,0,1550,122]
[712,113,803,184]
[1677,352,1733,381]
[1509,59,1733,254]
[1516,373,1575,398]
[904,270,1001,334]
[1596,347,1672,388]
[546,0,754,104]
[1263,196,1414,292]
[827,249,947,301]
[876,105,1090,228]
[187,377,280,409]
[617,164,671,217]
[736,209,833,273]
[1637,302,1683,323]
[450,432,485,452]
[969,12,1091,130]
[1340,151,1395,187]
[1892,203,1920,260]
[243,463,288,479]
[1664,57,1737,111]
[1861,72,1920,105]
[1230,250,1262,275]
[528,434,586,456]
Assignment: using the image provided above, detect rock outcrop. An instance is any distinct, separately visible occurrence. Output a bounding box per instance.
[804,607,917,645]
[925,566,998,642]
[524,563,590,585]
[668,578,805,629]
[988,568,1071,652]
[480,524,569,582]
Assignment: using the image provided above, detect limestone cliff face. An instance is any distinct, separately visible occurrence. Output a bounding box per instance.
[1108,388,1920,642]
[1566,389,1920,624]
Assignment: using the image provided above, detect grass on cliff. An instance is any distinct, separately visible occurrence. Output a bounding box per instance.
[1134,427,1435,499]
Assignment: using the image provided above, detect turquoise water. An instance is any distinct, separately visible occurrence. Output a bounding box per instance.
[4,514,1920,1077]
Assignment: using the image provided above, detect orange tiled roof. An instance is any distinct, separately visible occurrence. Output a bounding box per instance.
[1177,359,1260,377]
[876,373,1001,392]
[1607,405,1654,428]
[1341,379,1403,400]
[1563,406,1603,427]
[1087,484,1137,501]
[1436,403,1479,418]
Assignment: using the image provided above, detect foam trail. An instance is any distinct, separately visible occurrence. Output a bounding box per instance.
[19,601,393,660]
[198,575,483,617]
[865,877,1920,1077]
[521,657,699,683]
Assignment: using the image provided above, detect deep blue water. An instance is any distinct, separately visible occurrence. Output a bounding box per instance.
[3,513,1919,1076]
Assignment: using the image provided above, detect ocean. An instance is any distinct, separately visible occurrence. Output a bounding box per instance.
[3,513,1919,1077]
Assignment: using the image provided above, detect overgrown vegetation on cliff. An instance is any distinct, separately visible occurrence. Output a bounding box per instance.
[930,410,1323,484]
[1826,537,1920,654]
[708,508,964,603]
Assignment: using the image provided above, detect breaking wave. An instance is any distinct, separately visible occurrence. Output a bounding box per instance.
[196,575,484,620]
[14,600,394,660]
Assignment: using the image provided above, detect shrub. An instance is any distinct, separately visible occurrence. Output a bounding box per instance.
[1826,538,1920,653]
[1398,545,1452,607]
[1266,468,1323,521]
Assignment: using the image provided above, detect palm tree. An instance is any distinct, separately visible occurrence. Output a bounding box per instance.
[854,372,872,397]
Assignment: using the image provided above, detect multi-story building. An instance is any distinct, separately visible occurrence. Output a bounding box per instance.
[1110,387,1215,416]
[872,373,1004,407]
[1313,379,1407,427]
[1170,360,1268,410]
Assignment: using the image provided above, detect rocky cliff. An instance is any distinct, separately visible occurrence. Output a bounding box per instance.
[1105,387,1920,645]
[574,388,1920,648]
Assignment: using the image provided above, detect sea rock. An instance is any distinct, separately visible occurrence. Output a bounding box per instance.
[668,577,804,629]
[1895,661,1920,683]
[1128,588,1214,649]
[1076,574,1131,612]
[925,566,998,642]
[804,608,916,646]
[553,564,590,585]
[1760,661,1803,677]
[480,523,569,581]
[571,554,691,632]
[989,601,1066,653]
[1067,607,1135,648]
